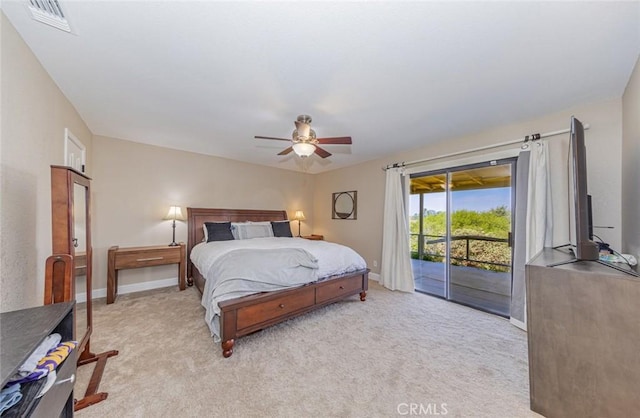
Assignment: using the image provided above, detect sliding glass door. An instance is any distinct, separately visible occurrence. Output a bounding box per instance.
[410,160,515,316]
[409,173,447,297]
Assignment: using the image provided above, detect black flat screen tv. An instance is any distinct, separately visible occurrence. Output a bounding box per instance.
[569,116,599,261]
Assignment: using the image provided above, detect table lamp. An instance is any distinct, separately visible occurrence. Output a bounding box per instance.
[293,210,305,237]
[164,206,185,246]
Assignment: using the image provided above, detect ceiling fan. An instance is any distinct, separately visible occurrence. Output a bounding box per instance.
[255,115,352,158]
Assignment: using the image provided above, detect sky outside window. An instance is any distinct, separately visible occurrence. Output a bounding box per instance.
[410,187,511,215]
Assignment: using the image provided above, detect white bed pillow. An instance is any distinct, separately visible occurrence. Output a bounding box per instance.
[232,222,274,240]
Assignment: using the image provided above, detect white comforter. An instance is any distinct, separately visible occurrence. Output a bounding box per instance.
[191,237,367,341]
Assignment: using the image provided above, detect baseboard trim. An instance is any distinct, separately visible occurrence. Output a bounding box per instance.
[510,317,527,331]
[76,277,178,303]
[369,272,380,282]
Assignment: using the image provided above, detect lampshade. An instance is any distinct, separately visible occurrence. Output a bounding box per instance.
[164,206,185,221]
[292,142,316,157]
[293,210,306,221]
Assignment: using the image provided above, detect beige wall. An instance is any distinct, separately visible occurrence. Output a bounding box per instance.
[314,99,625,274]
[622,55,640,258]
[91,136,314,291]
[313,159,386,272]
[0,14,93,312]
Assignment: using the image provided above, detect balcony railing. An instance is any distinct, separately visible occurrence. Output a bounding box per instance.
[410,233,510,268]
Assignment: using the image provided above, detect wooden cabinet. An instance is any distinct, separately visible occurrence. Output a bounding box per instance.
[48,166,117,411]
[0,302,75,417]
[48,166,92,356]
[107,244,186,304]
[526,248,640,418]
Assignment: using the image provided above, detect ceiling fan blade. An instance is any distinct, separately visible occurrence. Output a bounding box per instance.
[278,146,293,156]
[316,136,352,144]
[255,136,291,141]
[314,146,332,158]
[294,121,311,138]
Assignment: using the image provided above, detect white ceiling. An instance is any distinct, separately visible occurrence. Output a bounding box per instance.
[3,1,639,173]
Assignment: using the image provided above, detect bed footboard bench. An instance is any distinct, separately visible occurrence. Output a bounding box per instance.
[219,269,369,357]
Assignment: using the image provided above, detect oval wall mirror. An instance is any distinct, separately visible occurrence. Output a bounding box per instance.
[332,191,357,220]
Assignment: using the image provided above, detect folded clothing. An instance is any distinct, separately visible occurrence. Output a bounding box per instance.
[7,341,77,386]
[16,333,61,378]
[0,384,22,414]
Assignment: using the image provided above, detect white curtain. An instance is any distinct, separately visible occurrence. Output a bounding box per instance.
[381,168,415,292]
[526,142,554,260]
[510,141,553,331]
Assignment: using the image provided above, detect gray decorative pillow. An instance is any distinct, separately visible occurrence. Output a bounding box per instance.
[232,222,274,240]
[271,221,293,238]
[204,222,234,242]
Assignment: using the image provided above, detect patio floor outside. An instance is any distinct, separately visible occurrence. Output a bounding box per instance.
[412,258,511,316]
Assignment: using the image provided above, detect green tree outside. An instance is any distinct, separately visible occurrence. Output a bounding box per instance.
[409,205,511,272]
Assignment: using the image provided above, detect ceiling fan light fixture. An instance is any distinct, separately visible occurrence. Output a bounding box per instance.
[255,114,350,159]
[292,142,316,157]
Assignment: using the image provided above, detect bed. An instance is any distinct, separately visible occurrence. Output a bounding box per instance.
[187,207,369,358]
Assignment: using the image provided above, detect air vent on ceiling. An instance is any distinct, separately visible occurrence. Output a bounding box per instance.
[27,0,72,33]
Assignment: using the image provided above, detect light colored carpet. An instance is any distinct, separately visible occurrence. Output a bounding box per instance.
[75,281,540,418]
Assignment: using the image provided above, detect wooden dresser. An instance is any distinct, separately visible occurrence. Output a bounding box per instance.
[0,302,76,417]
[526,248,640,417]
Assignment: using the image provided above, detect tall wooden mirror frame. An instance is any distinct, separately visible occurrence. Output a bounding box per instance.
[49,165,92,355]
[47,165,118,411]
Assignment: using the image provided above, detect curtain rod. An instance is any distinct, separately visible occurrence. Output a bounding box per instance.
[383,124,590,171]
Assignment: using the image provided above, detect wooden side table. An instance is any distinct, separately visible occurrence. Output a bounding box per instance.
[107,243,186,304]
[302,234,324,241]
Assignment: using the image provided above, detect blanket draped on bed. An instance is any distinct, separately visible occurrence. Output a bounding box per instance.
[201,248,319,341]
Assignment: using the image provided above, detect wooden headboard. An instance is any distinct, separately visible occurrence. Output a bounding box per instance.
[186,208,288,279]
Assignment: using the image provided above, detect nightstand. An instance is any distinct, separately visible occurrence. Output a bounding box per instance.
[302,234,324,241]
[107,243,186,304]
